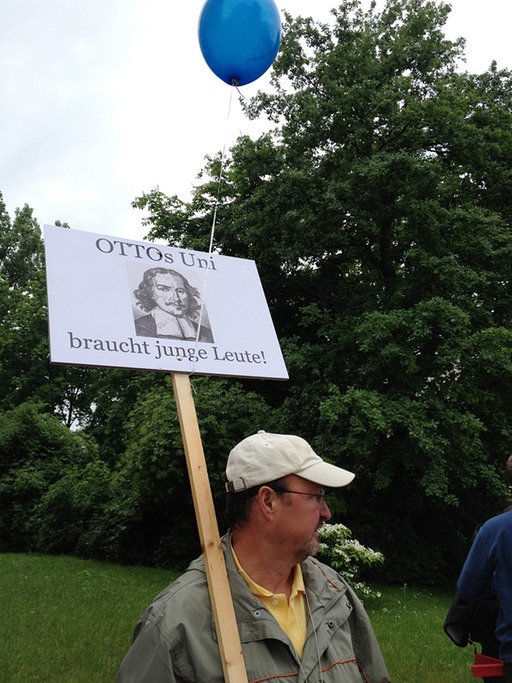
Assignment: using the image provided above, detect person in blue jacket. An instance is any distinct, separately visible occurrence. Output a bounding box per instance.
[457,500,512,682]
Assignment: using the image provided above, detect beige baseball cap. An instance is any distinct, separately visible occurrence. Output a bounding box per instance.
[224,431,355,492]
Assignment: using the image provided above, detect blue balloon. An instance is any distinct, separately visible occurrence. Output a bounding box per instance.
[198,0,282,87]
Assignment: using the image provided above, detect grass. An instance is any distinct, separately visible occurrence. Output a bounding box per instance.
[365,584,475,683]
[1,553,477,682]
[0,553,178,683]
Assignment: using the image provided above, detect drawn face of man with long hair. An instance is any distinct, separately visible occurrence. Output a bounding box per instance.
[151,271,190,317]
[133,267,214,343]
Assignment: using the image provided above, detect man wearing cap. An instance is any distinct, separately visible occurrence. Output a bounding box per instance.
[116,432,391,683]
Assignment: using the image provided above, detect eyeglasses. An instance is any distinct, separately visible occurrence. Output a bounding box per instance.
[272,488,326,505]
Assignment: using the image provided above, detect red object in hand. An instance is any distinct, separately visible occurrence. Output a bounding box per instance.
[472,653,504,678]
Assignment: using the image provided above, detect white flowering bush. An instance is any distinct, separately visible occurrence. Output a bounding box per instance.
[318,523,384,599]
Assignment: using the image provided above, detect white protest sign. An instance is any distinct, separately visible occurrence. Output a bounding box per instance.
[44,225,288,380]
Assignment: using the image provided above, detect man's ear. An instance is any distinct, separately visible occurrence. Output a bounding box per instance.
[258,486,276,517]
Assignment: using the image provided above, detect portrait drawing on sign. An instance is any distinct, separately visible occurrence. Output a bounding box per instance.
[132,267,214,342]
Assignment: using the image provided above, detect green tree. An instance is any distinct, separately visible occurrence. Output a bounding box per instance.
[133,0,512,583]
[0,197,133,556]
[0,196,143,442]
[0,196,50,409]
[0,402,98,551]
[30,459,113,556]
[0,197,95,423]
[92,375,276,568]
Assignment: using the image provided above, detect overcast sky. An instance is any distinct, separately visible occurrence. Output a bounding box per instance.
[1,0,511,242]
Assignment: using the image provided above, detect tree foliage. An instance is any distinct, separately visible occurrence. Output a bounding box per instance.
[0,197,49,409]
[97,375,277,568]
[133,0,512,582]
[0,402,98,551]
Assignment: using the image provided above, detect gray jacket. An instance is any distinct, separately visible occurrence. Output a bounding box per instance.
[116,533,391,683]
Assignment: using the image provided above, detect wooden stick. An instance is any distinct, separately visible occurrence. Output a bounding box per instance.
[172,372,249,683]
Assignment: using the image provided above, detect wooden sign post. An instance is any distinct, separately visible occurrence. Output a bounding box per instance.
[172,372,249,683]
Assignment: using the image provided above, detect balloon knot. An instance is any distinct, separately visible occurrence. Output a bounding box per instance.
[230,77,241,87]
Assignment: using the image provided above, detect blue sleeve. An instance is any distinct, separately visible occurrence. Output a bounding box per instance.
[457,525,495,602]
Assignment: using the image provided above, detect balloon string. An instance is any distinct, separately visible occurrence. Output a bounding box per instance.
[192,85,236,374]
[208,85,235,252]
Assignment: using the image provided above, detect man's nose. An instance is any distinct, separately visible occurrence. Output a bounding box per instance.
[320,500,332,521]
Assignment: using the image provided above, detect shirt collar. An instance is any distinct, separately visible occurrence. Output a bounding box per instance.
[231,542,305,599]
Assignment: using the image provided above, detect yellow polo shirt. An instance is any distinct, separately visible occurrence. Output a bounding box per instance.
[232,546,307,658]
